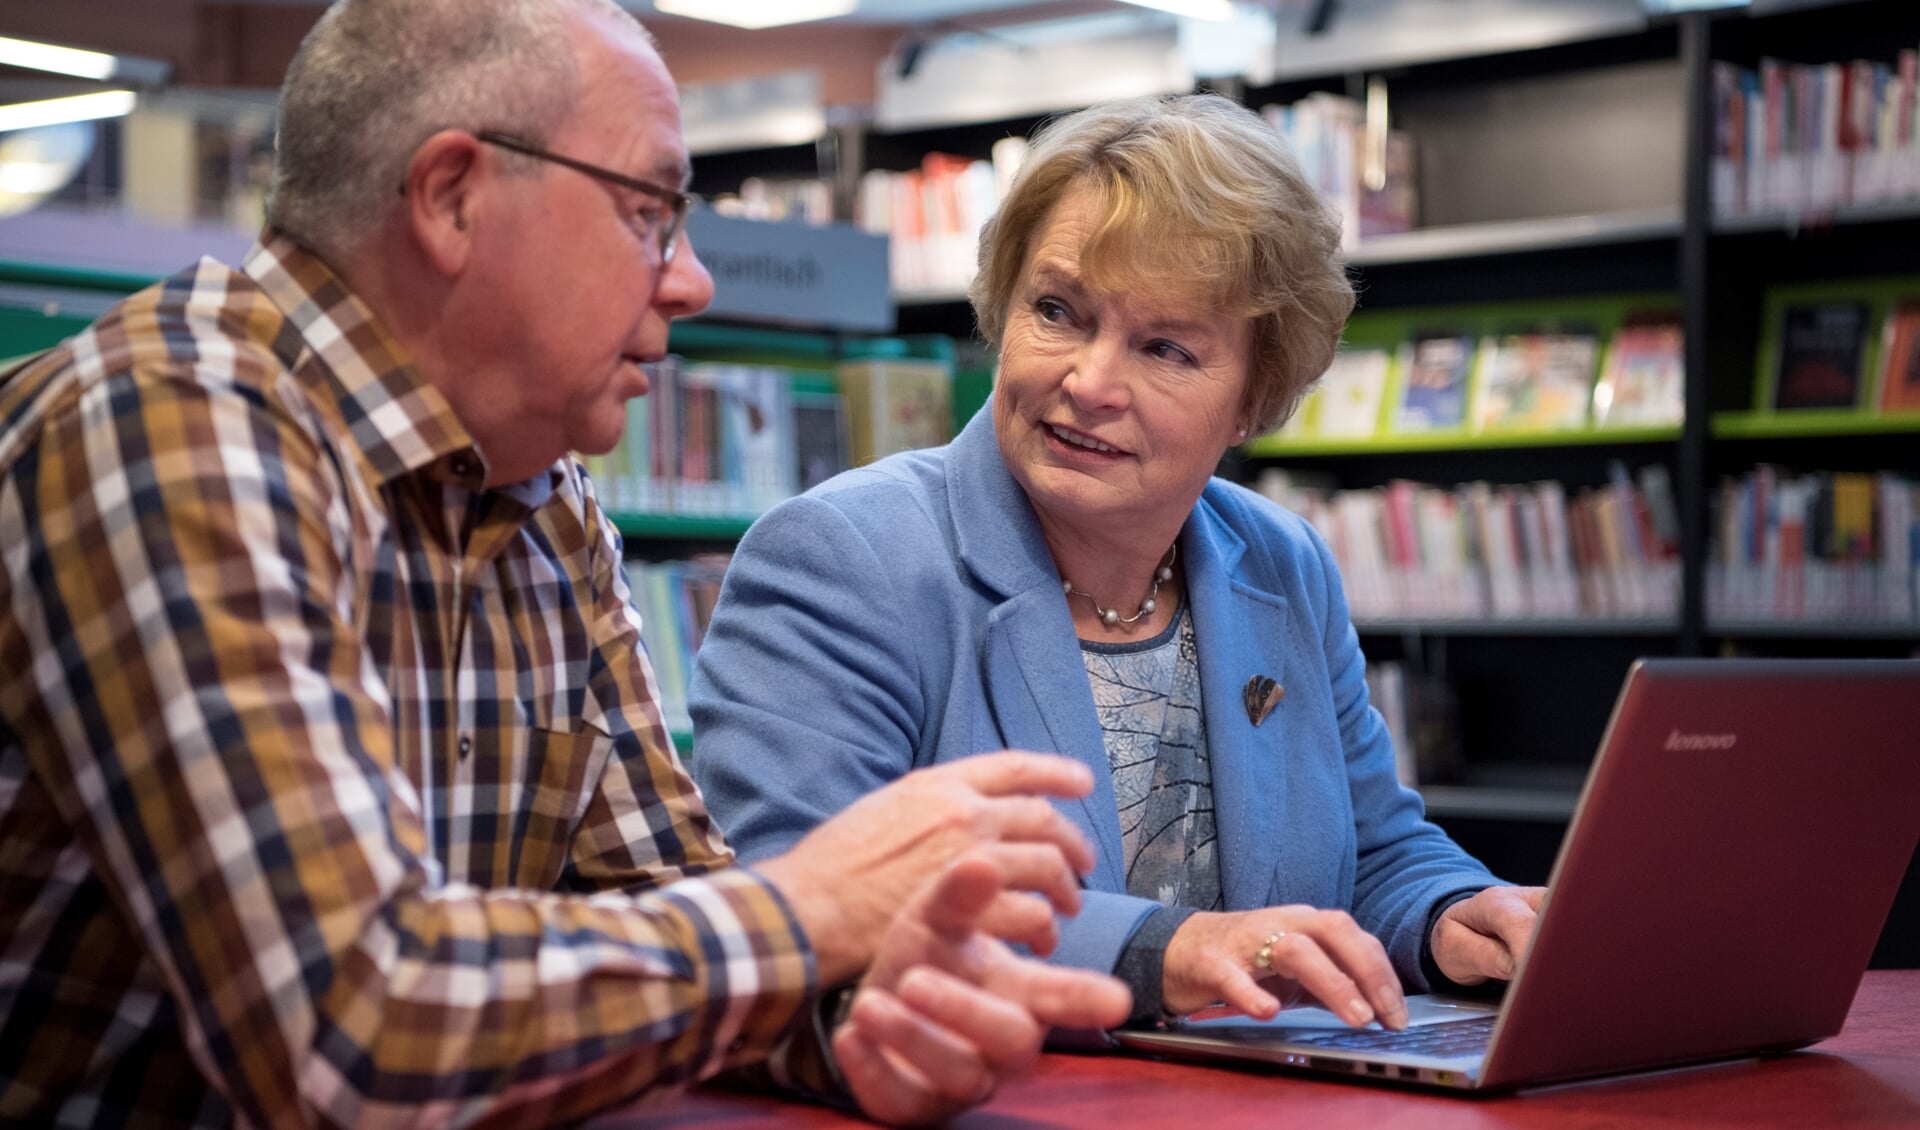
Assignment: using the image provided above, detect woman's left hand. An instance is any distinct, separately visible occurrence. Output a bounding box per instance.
[1429,886,1547,985]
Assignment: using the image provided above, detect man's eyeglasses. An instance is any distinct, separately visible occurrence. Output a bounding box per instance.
[477,130,696,264]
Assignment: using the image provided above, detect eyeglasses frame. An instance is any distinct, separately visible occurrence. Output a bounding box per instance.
[476,129,696,264]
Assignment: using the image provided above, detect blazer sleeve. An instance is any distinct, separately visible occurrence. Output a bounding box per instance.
[689,493,930,864]
[1307,522,1500,990]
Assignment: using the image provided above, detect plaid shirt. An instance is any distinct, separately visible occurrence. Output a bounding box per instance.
[0,234,819,1128]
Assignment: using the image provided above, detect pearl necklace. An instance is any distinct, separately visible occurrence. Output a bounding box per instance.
[1062,542,1178,627]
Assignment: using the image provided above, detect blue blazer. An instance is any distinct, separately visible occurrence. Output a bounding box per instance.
[690,404,1494,986]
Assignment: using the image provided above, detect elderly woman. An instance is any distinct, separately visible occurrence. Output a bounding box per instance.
[690,93,1542,1032]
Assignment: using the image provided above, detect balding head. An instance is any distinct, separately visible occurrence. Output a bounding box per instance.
[267,0,651,261]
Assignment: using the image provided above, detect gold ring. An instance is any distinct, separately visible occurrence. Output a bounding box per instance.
[1256,931,1287,973]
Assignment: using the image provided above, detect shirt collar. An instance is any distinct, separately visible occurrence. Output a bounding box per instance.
[242,229,480,487]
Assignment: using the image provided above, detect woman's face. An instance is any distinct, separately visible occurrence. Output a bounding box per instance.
[993,180,1251,540]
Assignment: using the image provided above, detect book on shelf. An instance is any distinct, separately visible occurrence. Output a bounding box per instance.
[835,356,954,466]
[1365,661,1463,788]
[1773,299,1871,411]
[1473,328,1599,433]
[858,146,1015,295]
[1879,298,1920,412]
[1256,462,1679,623]
[1393,331,1473,432]
[1281,346,1391,440]
[585,357,808,521]
[1709,467,1919,624]
[710,176,833,226]
[1260,91,1418,250]
[1593,312,1684,428]
[1712,49,1920,220]
[792,388,851,492]
[632,553,733,739]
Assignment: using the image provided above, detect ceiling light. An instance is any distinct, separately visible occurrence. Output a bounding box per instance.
[0,91,139,134]
[1116,0,1236,19]
[651,0,858,30]
[0,35,116,81]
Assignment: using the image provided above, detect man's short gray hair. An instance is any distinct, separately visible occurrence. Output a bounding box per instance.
[268,0,643,259]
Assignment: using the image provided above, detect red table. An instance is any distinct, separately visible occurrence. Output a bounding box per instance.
[593,970,1920,1128]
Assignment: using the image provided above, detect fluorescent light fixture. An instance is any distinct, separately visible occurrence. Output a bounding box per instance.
[0,35,116,81]
[0,91,138,134]
[651,0,858,30]
[1116,0,1236,20]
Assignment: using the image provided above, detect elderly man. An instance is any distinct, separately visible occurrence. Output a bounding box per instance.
[0,1,1128,1127]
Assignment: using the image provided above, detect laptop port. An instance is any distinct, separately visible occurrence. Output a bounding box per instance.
[1365,1064,1387,1076]
[1397,1067,1418,1080]
[1310,1057,1355,1073]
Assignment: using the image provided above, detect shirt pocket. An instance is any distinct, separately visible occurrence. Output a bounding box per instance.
[513,724,612,889]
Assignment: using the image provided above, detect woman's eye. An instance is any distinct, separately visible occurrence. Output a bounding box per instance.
[1035,297,1070,323]
[1147,340,1196,365]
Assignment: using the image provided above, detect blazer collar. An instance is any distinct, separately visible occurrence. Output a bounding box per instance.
[948,399,1061,599]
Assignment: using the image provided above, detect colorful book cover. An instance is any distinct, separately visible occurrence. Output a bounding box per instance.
[1594,314,1685,428]
[836,358,953,465]
[1773,300,1870,410]
[1878,299,1920,413]
[1393,332,1473,432]
[1475,329,1598,432]
[1313,347,1391,438]
[793,389,850,492]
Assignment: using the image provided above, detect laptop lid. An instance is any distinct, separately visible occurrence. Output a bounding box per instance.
[1478,658,1920,1088]
[1116,659,1920,1092]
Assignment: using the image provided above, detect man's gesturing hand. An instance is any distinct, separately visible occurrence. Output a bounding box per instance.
[757,751,1099,985]
[836,852,1132,1126]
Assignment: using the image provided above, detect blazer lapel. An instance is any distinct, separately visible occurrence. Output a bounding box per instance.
[982,594,1129,893]
[1184,496,1297,910]
[948,403,1129,892]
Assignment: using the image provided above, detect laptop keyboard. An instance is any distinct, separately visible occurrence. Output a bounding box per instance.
[1290,1015,1495,1058]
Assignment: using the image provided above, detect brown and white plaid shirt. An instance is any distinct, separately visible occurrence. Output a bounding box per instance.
[0,233,816,1128]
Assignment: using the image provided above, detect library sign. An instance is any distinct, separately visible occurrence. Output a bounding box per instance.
[685,211,891,334]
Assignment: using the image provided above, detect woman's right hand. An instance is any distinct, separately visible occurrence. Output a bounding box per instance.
[1161,908,1409,1029]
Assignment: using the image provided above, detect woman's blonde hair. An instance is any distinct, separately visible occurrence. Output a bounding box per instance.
[970,93,1355,434]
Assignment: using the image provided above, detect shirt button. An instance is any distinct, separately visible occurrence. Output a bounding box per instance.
[458,735,473,758]
[450,456,473,477]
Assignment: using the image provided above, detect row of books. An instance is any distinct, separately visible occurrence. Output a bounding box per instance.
[1768,295,1920,413]
[709,176,835,226]
[1258,90,1417,252]
[856,89,1420,298]
[1257,462,1681,622]
[580,357,955,521]
[1712,51,1920,219]
[1708,467,1919,623]
[1277,314,1683,442]
[631,554,731,737]
[857,139,1025,296]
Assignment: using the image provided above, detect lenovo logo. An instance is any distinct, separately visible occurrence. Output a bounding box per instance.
[1665,729,1738,752]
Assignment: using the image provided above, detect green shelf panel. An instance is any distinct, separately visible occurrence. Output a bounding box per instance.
[1711,409,1920,439]
[610,512,756,540]
[670,730,693,755]
[1245,424,1680,458]
[0,258,163,295]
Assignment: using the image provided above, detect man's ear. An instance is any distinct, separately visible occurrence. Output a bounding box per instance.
[403,129,487,276]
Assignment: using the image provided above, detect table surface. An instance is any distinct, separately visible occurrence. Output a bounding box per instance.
[592,970,1920,1129]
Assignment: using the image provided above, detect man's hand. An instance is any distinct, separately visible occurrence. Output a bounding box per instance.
[1161,906,1408,1029]
[756,751,1098,985]
[1430,886,1546,985]
[835,852,1132,1126]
